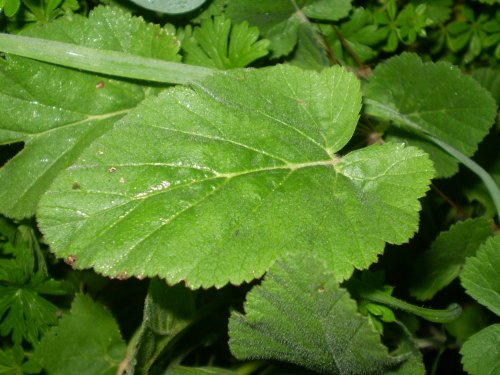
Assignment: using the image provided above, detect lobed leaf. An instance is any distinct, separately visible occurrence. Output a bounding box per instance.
[228,254,407,374]
[181,15,269,69]
[364,53,498,178]
[0,225,70,345]
[32,294,126,375]
[0,346,41,375]
[0,6,180,219]
[37,64,433,288]
[410,217,492,301]
[0,286,59,345]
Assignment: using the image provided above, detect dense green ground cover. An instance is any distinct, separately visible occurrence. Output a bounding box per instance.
[0,0,499,374]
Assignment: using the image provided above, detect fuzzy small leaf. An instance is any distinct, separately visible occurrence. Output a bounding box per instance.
[228,254,406,374]
[410,217,492,301]
[181,15,269,69]
[0,6,180,219]
[225,0,352,58]
[461,235,500,316]
[385,323,425,375]
[38,64,433,288]
[460,324,500,375]
[364,53,498,177]
[33,294,126,375]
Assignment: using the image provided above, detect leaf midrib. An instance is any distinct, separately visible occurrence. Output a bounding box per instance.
[67,157,341,201]
[54,156,341,278]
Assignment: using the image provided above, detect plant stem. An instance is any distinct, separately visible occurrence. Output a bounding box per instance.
[349,279,462,323]
[429,134,500,218]
[0,33,214,84]
[430,183,465,218]
[362,290,462,323]
[332,25,365,69]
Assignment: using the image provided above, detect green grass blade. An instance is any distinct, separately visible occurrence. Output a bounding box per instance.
[0,33,214,84]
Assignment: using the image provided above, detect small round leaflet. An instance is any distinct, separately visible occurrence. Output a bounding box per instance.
[128,0,206,14]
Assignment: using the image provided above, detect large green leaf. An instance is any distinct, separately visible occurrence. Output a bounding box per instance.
[225,0,352,58]
[0,6,180,219]
[461,235,500,317]
[364,53,498,177]
[228,254,409,374]
[32,294,126,375]
[410,217,492,301]
[460,324,500,375]
[38,64,433,288]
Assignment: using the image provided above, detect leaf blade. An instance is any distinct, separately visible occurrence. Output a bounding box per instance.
[37,65,433,288]
[32,294,126,375]
[364,53,498,177]
[410,217,492,301]
[0,6,181,219]
[460,324,500,375]
[461,235,500,316]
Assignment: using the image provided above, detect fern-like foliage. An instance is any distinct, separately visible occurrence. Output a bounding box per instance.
[180,15,270,69]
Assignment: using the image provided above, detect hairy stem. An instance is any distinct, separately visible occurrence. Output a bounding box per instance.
[0,33,214,84]
[349,279,462,323]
